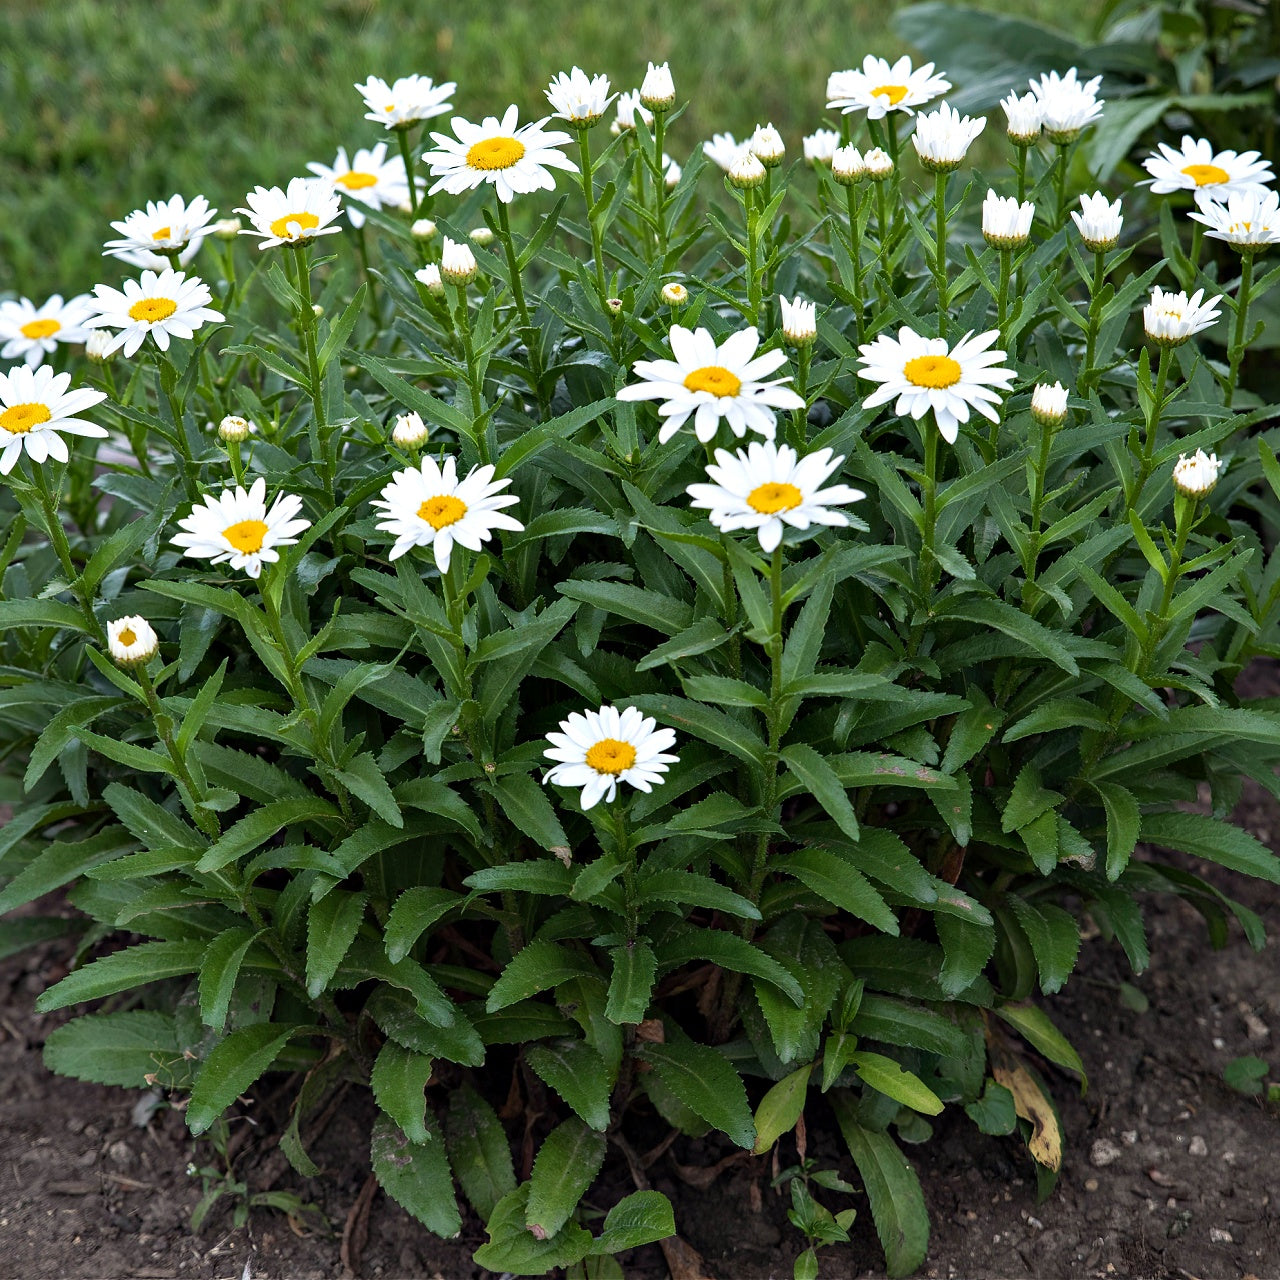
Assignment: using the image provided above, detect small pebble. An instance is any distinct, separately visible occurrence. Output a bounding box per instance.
[1210,1227,1234,1244]
[1091,1138,1123,1168]
[1122,1130,1138,1146]
[1085,1178,1099,1192]
[1189,1136,1208,1157]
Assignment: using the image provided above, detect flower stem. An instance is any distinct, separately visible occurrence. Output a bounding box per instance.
[1227,250,1255,409]
[29,461,101,641]
[451,283,488,459]
[612,802,639,943]
[395,127,421,220]
[1081,248,1108,393]
[1054,142,1071,230]
[744,188,762,328]
[918,424,940,604]
[1131,344,1172,508]
[576,127,608,298]
[494,199,548,415]
[933,171,950,338]
[290,243,332,498]
[653,110,669,259]
[996,246,1013,340]
[844,183,867,346]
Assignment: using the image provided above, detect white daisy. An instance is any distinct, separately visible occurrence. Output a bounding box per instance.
[355,74,456,130]
[1071,191,1124,252]
[1001,91,1043,146]
[703,132,745,172]
[779,295,817,346]
[804,129,840,166]
[826,55,951,120]
[85,268,224,358]
[171,478,310,579]
[616,324,805,445]
[0,365,108,474]
[1172,449,1221,499]
[425,106,578,204]
[1029,68,1104,142]
[1143,135,1274,204]
[236,178,344,250]
[1142,286,1222,347]
[687,440,865,553]
[639,61,675,112]
[371,455,523,570]
[1189,187,1280,249]
[543,705,678,811]
[912,102,985,172]
[728,150,767,190]
[545,67,615,127]
[661,282,689,306]
[107,616,158,666]
[306,143,409,229]
[102,193,218,269]
[0,294,94,369]
[440,236,477,285]
[749,122,785,167]
[832,145,866,184]
[858,327,1016,444]
[217,415,255,443]
[391,411,429,449]
[982,192,1034,249]
[1030,381,1069,426]
[614,90,654,132]
[415,263,444,294]
[864,148,894,181]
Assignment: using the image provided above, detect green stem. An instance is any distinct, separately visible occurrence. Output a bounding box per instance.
[933,171,950,338]
[576,128,608,298]
[1081,249,1108,393]
[918,425,940,605]
[30,462,101,641]
[744,187,762,327]
[355,225,380,325]
[653,110,669,259]
[137,664,221,839]
[1024,413,1058,599]
[151,348,200,501]
[1015,145,1029,204]
[1227,250,1255,409]
[1054,142,1070,230]
[1131,344,1172,509]
[395,127,421,220]
[291,243,332,498]
[494,199,548,415]
[845,183,867,346]
[996,247,1012,339]
[452,283,488,459]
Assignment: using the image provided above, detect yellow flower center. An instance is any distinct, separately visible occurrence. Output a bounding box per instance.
[0,402,51,435]
[268,210,320,239]
[683,365,742,397]
[465,137,526,171]
[1181,163,1229,187]
[118,627,137,647]
[128,297,178,323]
[585,738,637,775]
[903,354,963,389]
[151,226,173,241]
[747,481,804,514]
[335,170,378,190]
[417,494,467,530]
[871,84,909,106]
[222,519,269,554]
[20,318,61,340]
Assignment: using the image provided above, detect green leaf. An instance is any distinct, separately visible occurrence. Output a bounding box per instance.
[316,283,365,370]
[0,916,78,962]
[444,1082,516,1223]
[937,597,1079,676]
[852,1052,944,1115]
[589,1190,676,1255]
[639,1040,755,1149]
[1005,899,1080,995]
[604,941,656,1025]
[940,693,1002,774]
[198,927,262,1033]
[474,1185,592,1275]
[753,1064,812,1154]
[635,870,760,920]
[1001,764,1063,835]
[384,887,463,963]
[491,773,569,849]
[371,1041,433,1146]
[783,847,899,935]
[1141,811,1280,885]
[306,889,367,999]
[629,693,767,768]
[1093,782,1140,882]
[781,743,860,841]
[527,1118,607,1238]
[935,914,995,997]
[965,1079,1017,1135]
[527,1038,613,1131]
[557,579,692,635]
[335,752,403,828]
[654,925,804,1006]
[371,1111,461,1237]
[466,860,574,896]
[187,1023,306,1135]
[995,1003,1086,1086]
[782,575,834,684]
[36,939,206,1013]
[0,829,134,915]
[486,940,597,1011]
[197,797,339,872]
[832,1093,929,1278]
[43,1011,179,1088]
[0,598,90,632]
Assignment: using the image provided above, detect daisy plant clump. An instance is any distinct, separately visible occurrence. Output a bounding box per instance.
[5,36,1280,1280]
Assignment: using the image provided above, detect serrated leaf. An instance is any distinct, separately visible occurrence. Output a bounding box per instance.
[371,1041,433,1145]
[371,1111,461,1237]
[36,939,206,1013]
[473,1185,592,1275]
[589,1190,676,1255]
[935,914,995,996]
[604,941,656,1025]
[199,927,262,1032]
[527,1038,612,1131]
[784,847,898,935]
[852,1051,943,1115]
[639,1041,755,1149]
[187,1023,306,1135]
[384,887,462,964]
[965,1078,1017,1135]
[491,773,569,848]
[443,1082,515,1223]
[1141,811,1280,885]
[43,1011,179,1088]
[527,1117,606,1238]
[782,743,861,841]
[486,940,597,1012]
[1093,782,1140,882]
[335,752,403,828]
[306,890,367,999]
[995,1003,1086,1086]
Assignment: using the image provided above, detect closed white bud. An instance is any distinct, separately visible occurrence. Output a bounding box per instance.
[1172,448,1221,499]
[614,90,654,132]
[415,263,444,294]
[108,615,158,666]
[728,149,767,189]
[661,282,688,306]
[982,191,1035,249]
[912,102,985,173]
[1071,191,1123,252]
[218,414,254,443]
[832,145,865,185]
[639,61,675,111]
[779,295,817,347]
[1001,91,1043,146]
[85,329,114,363]
[864,147,894,181]
[440,236,478,285]
[391,411,429,449]
[750,122,786,167]
[411,218,437,240]
[1030,381,1069,427]
[213,217,242,239]
[469,226,495,247]
[804,129,841,167]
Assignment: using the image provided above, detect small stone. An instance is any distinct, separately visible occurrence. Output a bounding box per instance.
[1189,1136,1208,1157]
[105,1141,132,1167]
[1210,1227,1234,1244]
[1213,1036,1227,1050]
[1122,1131,1138,1146]
[1090,1138,1123,1168]
[1243,1013,1269,1042]
[1085,1178,1099,1192]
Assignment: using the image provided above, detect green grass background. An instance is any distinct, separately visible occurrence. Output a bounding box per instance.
[1,0,1084,299]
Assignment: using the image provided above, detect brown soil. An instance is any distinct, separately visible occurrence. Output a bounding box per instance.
[2,756,1278,1279]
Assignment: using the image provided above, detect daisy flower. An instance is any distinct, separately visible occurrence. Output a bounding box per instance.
[1143,135,1274,204]
[703,132,744,172]
[826,54,951,120]
[833,146,866,184]
[639,61,675,112]
[545,67,614,128]
[306,143,409,229]
[85,268,224,358]
[543,705,678,811]
[1142,286,1222,347]
[355,74,456,129]
[1001,91,1043,146]
[779,295,817,346]
[1189,188,1280,250]
[0,365,108,474]
[982,192,1034,249]
[912,102,985,172]
[102,193,218,269]
[371,455,523,570]
[107,616,158,666]
[749,122,785,167]
[236,178,343,250]
[614,90,654,132]
[425,106,577,204]
[616,324,805,444]
[1031,382,1069,427]
[0,294,94,369]
[803,129,840,166]
[172,477,310,579]
[687,440,865,553]
[1029,68,1104,142]
[858,327,1015,444]
[1172,449,1221,499]
[1071,191,1123,252]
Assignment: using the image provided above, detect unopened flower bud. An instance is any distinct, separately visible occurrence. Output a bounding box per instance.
[804,129,840,167]
[864,147,894,181]
[213,217,242,240]
[982,191,1035,250]
[218,414,254,443]
[311,303,323,318]
[1172,448,1221,499]
[661,282,688,306]
[108,615,158,667]
[440,236,478,286]
[85,329,114,363]
[832,145,865,185]
[1071,191,1123,253]
[606,297,624,315]
[750,122,786,168]
[1001,91,1043,147]
[470,226,495,247]
[411,218,437,240]
[391,410,429,450]
[415,263,444,294]
[639,61,675,111]
[728,150,767,190]
[1030,381,1069,427]
[779,295,817,347]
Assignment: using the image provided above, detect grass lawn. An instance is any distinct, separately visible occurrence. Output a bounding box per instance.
[1,0,1090,298]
